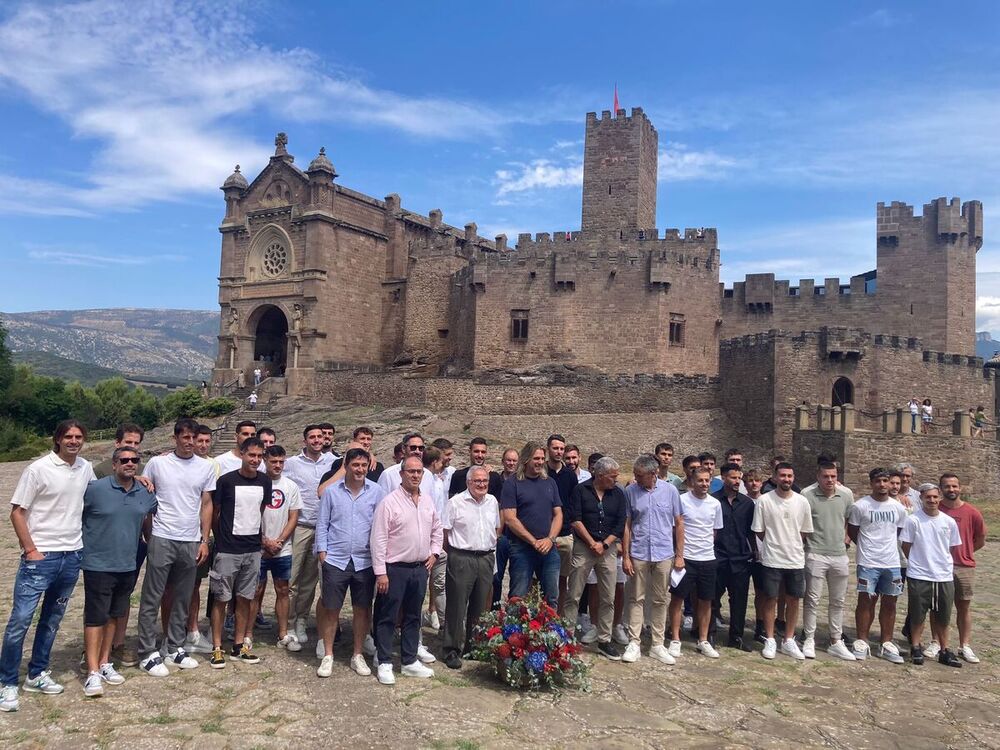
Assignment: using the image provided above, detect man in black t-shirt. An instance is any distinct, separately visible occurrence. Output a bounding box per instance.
[209,438,270,668]
[448,437,505,498]
[316,426,384,495]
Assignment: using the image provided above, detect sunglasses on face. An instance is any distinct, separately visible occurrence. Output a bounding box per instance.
[117,457,141,464]
[408,445,425,452]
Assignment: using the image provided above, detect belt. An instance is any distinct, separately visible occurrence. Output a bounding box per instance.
[387,560,422,568]
[450,548,495,556]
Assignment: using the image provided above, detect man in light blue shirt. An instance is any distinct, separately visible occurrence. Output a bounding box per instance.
[315,448,384,678]
[621,454,683,666]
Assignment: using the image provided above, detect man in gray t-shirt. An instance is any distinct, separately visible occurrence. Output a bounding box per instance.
[801,462,854,661]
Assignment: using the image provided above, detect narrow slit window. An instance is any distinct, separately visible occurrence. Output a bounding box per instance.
[511,309,529,341]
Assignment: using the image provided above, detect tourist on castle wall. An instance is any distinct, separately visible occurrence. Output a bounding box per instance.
[441,466,500,670]
[370,456,442,685]
[621,454,683,665]
[562,458,628,660]
[933,474,986,664]
[0,420,95,712]
[848,468,907,663]
[500,442,563,607]
[752,462,812,661]
[921,399,933,434]
[801,461,855,661]
[710,463,755,652]
[901,483,962,667]
[908,398,921,434]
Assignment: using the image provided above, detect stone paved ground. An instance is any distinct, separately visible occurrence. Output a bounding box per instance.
[0,458,999,749]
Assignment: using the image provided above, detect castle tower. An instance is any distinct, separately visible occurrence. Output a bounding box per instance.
[876,197,983,354]
[581,107,658,234]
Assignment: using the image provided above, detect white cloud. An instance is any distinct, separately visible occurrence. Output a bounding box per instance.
[976,293,1000,334]
[658,142,744,181]
[495,160,584,196]
[0,0,517,216]
[27,248,187,266]
[852,9,911,28]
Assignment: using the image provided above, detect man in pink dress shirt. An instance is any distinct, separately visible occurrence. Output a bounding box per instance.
[370,456,443,685]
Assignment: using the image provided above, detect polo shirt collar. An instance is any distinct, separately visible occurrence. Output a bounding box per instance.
[109,476,139,494]
[47,451,75,467]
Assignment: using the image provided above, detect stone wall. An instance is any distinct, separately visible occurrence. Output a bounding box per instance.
[721,199,983,355]
[793,429,1000,500]
[314,367,721,415]
[718,333,776,453]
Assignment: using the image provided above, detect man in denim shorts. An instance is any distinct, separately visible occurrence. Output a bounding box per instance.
[848,468,907,663]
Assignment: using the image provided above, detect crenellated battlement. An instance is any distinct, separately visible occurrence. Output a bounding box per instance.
[513,226,717,247]
[877,196,983,250]
[585,106,657,132]
[721,272,874,305]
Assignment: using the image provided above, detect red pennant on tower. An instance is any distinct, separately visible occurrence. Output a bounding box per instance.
[613,84,620,113]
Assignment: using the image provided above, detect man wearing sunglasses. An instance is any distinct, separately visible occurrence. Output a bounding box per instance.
[80,447,157,697]
[377,432,435,497]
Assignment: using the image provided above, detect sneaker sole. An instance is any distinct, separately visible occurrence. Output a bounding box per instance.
[84,689,104,697]
[22,685,63,694]
[0,705,19,712]
[209,662,226,669]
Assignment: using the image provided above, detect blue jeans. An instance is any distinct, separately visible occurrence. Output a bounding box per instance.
[507,538,560,606]
[0,551,81,686]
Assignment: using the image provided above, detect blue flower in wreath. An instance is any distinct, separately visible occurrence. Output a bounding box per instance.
[548,623,568,640]
[525,651,547,673]
[502,624,522,638]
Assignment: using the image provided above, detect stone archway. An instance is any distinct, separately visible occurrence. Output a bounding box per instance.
[252,305,289,376]
[832,376,854,407]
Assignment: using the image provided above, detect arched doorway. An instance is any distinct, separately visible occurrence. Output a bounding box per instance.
[832,376,854,407]
[253,306,289,376]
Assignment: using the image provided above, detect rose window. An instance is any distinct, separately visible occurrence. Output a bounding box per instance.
[262,242,287,277]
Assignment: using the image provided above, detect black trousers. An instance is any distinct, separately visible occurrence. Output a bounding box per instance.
[711,558,751,641]
[444,548,495,656]
[374,562,427,666]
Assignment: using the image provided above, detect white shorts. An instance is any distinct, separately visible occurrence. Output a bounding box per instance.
[588,554,627,585]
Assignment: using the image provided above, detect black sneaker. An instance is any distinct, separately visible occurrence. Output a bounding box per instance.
[911,645,924,665]
[597,640,622,661]
[938,649,962,668]
[237,643,260,664]
[728,636,753,652]
[209,647,226,669]
[901,616,911,642]
[444,652,463,670]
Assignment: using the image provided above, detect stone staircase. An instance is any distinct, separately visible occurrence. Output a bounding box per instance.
[212,395,277,453]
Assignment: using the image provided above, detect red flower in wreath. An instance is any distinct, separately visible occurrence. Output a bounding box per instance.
[497,643,512,659]
[487,626,502,638]
[513,646,525,659]
[509,632,528,648]
[528,620,542,631]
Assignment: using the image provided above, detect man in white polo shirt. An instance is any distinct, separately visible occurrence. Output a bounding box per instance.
[1,420,96,713]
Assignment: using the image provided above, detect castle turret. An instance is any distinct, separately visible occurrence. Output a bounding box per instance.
[581,107,658,235]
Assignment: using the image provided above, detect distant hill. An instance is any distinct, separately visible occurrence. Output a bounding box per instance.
[976,331,1000,362]
[1,308,219,381]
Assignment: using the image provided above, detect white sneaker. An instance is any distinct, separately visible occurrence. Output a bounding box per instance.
[362,634,376,656]
[0,685,18,712]
[852,639,870,660]
[697,640,720,658]
[184,630,213,654]
[278,633,302,652]
[294,619,309,645]
[23,669,64,694]
[959,644,981,664]
[139,652,170,677]
[613,624,629,646]
[580,625,599,644]
[317,655,334,678]
[423,611,441,630]
[84,672,104,698]
[781,638,805,660]
[649,644,677,665]
[576,613,592,631]
[417,644,436,664]
[667,640,682,658]
[879,641,904,664]
[164,649,199,669]
[99,663,125,685]
[826,640,857,661]
[315,639,325,660]
[682,615,694,630]
[350,654,372,676]
[377,663,395,685]
[801,637,816,659]
[762,637,777,660]
[621,641,641,663]
[401,661,434,678]
[922,640,941,659]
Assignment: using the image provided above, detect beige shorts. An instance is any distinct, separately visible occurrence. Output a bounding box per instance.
[556,535,574,577]
[953,565,975,600]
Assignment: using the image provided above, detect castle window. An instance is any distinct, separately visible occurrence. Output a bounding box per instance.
[669,313,685,347]
[262,241,288,277]
[814,286,825,296]
[511,309,529,341]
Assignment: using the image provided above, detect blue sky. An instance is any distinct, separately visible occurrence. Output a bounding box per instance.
[3,0,1000,331]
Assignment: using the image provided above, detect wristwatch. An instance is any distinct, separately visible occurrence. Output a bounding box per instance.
[602,541,610,551]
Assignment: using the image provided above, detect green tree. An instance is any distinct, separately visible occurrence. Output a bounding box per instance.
[161,386,204,421]
[66,381,102,427]
[94,377,132,427]
[127,386,162,429]
[0,320,13,399]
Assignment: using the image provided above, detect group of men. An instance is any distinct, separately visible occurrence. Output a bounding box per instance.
[0,419,987,711]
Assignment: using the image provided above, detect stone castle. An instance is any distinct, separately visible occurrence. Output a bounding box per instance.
[212,107,995,488]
